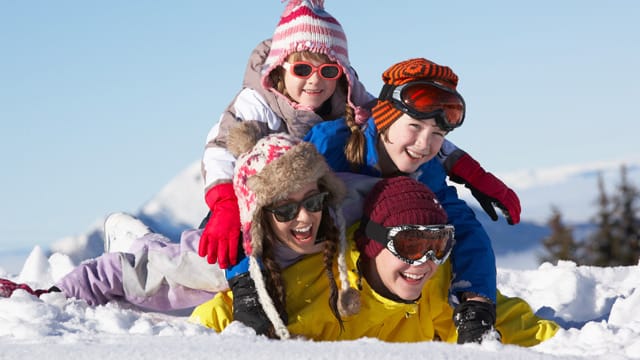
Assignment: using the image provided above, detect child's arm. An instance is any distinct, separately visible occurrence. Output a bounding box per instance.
[416,160,497,304]
[200,89,284,268]
[438,139,521,225]
[417,159,499,342]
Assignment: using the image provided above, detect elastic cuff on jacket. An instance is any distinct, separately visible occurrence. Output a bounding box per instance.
[225,256,264,280]
[442,149,468,174]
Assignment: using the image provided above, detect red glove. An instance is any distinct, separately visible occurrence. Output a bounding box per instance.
[198,182,241,268]
[449,153,521,225]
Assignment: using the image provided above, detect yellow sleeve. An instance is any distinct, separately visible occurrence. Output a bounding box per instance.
[189,291,234,332]
[495,290,560,346]
[428,259,458,343]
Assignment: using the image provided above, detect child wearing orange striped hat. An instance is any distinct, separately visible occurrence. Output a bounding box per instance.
[304,57,517,343]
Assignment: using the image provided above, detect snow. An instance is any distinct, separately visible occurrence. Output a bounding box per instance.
[1,247,639,359]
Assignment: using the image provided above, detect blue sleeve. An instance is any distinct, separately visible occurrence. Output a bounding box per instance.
[303,119,353,173]
[416,160,497,303]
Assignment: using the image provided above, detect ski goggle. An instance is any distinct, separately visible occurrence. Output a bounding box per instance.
[282,61,343,80]
[378,81,466,131]
[265,192,329,222]
[364,220,455,266]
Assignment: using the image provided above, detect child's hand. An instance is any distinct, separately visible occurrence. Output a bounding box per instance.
[449,152,521,225]
[198,183,241,268]
[453,299,499,344]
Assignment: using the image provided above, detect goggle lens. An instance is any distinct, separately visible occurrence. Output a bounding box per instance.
[284,61,343,80]
[402,84,465,127]
[380,81,466,131]
[266,192,328,222]
[388,225,454,265]
[365,221,455,266]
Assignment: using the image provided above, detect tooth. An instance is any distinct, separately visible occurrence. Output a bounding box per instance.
[403,272,424,280]
[406,150,424,159]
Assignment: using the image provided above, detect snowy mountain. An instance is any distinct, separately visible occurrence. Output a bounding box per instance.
[48,156,640,269]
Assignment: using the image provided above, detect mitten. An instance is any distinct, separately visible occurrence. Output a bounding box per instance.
[198,182,241,268]
[229,272,287,338]
[0,278,60,298]
[448,152,521,225]
[453,300,498,344]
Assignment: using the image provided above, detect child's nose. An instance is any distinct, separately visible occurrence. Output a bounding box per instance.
[296,206,314,222]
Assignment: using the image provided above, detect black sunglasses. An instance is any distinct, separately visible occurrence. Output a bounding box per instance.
[265,192,329,222]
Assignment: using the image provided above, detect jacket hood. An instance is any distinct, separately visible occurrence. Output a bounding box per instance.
[241,39,375,138]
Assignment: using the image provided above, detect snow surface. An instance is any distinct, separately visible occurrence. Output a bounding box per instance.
[1,246,639,359]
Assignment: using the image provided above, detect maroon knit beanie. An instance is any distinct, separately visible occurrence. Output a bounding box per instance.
[356,177,448,259]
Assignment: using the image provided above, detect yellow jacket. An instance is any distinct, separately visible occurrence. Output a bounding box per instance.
[190,237,558,345]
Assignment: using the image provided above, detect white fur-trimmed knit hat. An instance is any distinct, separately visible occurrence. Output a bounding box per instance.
[261,0,373,124]
[227,122,360,339]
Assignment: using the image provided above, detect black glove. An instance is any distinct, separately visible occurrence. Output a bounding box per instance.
[468,187,511,224]
[453,300,498,344]
[228,272,287,338]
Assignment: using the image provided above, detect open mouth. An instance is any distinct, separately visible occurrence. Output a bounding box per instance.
[290,225,313,242]
[406,148,427,160]
[400,271,426,282]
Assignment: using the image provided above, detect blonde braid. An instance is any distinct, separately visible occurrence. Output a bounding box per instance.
[344,104,366,170]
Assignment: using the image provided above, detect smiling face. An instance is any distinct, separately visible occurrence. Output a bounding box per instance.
[266,181,325,255]
[378,114,447,175]
[366,248,438,302]
[282,55,339,110]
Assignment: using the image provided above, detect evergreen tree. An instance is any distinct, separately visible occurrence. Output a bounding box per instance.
[540,206,580,264]
[583,166,640,266]
[611,165,640,265]
[585,172,618,266]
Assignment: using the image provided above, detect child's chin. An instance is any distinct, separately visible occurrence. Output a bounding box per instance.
[398,164,421,174]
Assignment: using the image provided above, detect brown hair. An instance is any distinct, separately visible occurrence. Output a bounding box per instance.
[259,186,345,337]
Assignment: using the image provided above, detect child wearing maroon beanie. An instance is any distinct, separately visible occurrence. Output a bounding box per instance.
[191,175,559,345]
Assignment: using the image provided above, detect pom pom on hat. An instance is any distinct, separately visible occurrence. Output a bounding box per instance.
[372,58,460,132]
[356,177,448,259]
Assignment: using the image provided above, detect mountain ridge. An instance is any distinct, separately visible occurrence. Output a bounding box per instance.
[47,155,640,269]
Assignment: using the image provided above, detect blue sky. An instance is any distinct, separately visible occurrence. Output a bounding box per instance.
[1,0,639,252]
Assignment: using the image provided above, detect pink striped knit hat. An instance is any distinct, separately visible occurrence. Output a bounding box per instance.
[262,0,373,124]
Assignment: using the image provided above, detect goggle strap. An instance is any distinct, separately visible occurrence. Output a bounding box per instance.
[362,218,390,246]
[377,84,395,101]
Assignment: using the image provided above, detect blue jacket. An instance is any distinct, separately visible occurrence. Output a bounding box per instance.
[304,117,497,303]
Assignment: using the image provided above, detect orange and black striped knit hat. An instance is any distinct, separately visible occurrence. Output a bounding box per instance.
[372,58,459,132]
